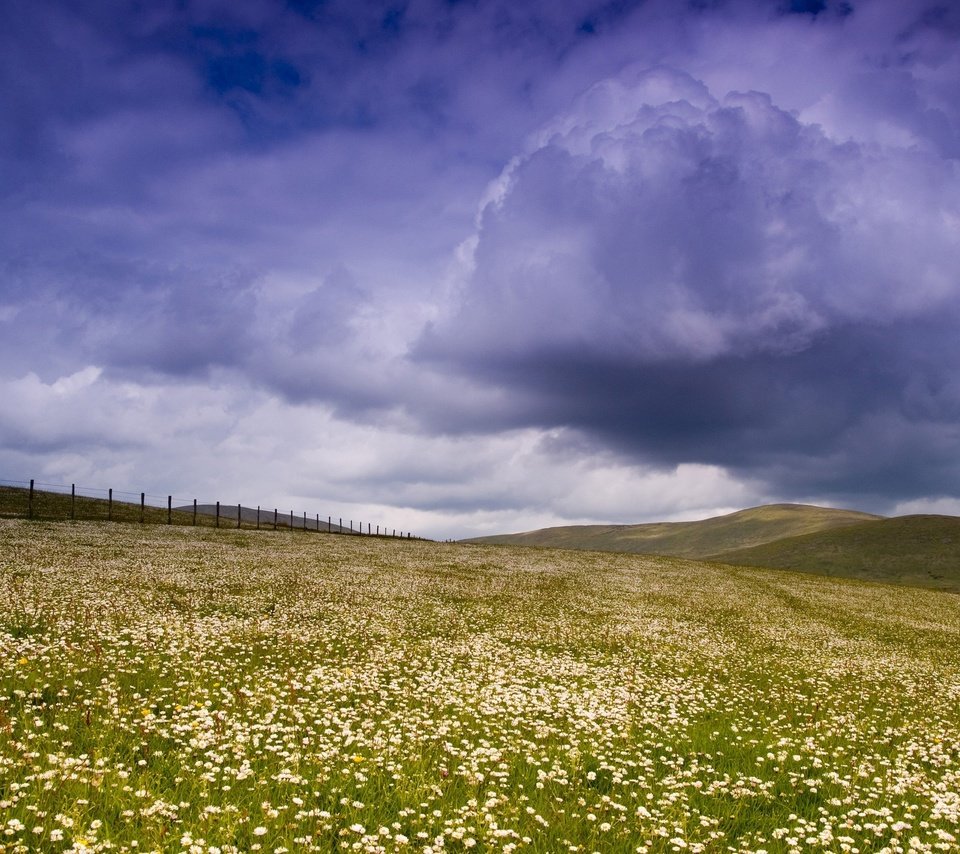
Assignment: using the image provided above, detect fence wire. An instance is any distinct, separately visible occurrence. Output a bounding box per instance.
[0,478,420,540]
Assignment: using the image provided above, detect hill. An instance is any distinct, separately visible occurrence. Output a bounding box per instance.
[0,485,358,534]
[464,503,881,558]
[181,504,356,533]
[714,514,960,592]
[2,519,959,851]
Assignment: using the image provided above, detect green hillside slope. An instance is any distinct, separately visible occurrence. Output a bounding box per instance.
[0,486,356,532]
[713,514,960,592]
[465,503,881,558]
[3,520,960,851]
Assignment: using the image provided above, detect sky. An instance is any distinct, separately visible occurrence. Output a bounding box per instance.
[2,0,960,539]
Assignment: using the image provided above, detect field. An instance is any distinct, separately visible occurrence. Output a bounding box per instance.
[463,505,882,558]
[710,515,960,593]
[2,520,960,853]
[464,505,960,594]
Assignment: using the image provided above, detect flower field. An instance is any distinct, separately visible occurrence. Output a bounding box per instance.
[2,520,959,853]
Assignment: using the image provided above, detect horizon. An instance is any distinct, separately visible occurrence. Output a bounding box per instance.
[2,0,960,540]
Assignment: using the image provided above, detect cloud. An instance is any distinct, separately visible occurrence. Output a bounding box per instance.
[4,0,960,534]
[417,63,960,505]
[0,366,759,537]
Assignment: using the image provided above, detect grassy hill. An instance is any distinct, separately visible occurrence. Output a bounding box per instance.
[464,503,881,558]
[0,485,357,533]
[183,504,355,533]
[714,514,960,592]
[2,519,959,851]
[0,484,203,526]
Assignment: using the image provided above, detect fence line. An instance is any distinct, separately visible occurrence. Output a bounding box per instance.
[0,477,422,541]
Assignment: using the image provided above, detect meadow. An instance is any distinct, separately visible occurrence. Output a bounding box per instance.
[1,520,959,853]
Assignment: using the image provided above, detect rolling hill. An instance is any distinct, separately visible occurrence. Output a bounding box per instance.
[464,503,881,558]
[180,504,356,533]
[713,514,960,592]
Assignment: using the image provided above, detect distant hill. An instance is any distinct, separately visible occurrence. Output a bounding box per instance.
[713,514,960,592]
[464,503,881,559]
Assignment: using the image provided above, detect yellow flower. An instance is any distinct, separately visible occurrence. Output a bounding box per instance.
[352,755,364,763]
[18,657,29,665]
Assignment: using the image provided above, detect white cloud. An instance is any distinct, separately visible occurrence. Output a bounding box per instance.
[0,366,765,538]
[891,497,960,518]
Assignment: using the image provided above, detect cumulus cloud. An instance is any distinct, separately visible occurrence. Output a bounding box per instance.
[418,62,960,504]
[0,366,759,537]
[4,0,960,534]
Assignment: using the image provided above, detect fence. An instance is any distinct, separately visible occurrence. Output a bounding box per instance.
[0,478,421,541]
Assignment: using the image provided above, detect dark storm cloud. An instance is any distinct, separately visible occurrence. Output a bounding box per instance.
[0,0,623,373]
[417,62,960,505]
[4,0,960,529]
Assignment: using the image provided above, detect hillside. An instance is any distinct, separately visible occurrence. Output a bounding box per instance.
[0,486,357,534]
[714,514,960,592]
[182,504,355,533]
[2,519,959,851]
[464,503,881,558]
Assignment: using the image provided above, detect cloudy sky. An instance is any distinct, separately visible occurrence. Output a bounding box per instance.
[2,0,960,538]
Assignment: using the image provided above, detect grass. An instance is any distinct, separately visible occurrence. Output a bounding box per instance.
[714,514,960,593]
[0,486,358,533]
[0,485,213,528]
[1,520,959,853]
[464,504,881,558]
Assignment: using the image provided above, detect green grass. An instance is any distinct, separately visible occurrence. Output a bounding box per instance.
[2,520,959,852]
[714,514,960,593]
[0,485,213,527]
[464,503,881,558]
[0,486,348,532]
[464,504,960,594]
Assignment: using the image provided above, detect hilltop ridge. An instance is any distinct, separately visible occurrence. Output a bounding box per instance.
[463,503,960,593]
[463,503,881,558]
[712,513,960,592]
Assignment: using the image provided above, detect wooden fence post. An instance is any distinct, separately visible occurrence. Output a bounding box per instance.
[290,510,293,530]
[28,479,34,519]
[167,495,172,525]
[350,520,353,533]
[108,488,112,521]
[237,503,242,529]
[257,506,260,530]
[339,517,342,534]
[328,515,331,533]
[274,508,278,531]
[140,492,145,523]
[303,510,306,530]
[193,498,197,526]
[71,483,76,520]
[316,513,319,531]
[216,501,220,528]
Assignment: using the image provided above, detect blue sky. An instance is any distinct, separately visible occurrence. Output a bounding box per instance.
[2,0,960,538]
